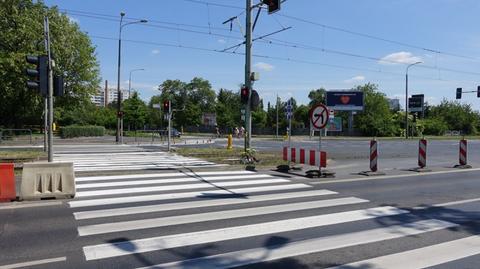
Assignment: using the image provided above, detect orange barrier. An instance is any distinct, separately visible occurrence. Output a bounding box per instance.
[0,163,16,202]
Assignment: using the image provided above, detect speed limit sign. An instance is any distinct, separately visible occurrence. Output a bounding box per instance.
[310,104,329,131]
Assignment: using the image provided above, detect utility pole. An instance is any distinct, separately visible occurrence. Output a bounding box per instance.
[43,98,47,152]
[244,0,253,149]
[276,94,279,139]
[405,61,422,139]
[44,16,53,162]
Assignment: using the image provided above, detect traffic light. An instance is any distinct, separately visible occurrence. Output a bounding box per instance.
[456,88,462,99]
[241,86,250,104]
[262,0,280,14]
[163,100,171,113]
[477,86,480,98]
[53,75,64,97]
[25,55,48,96]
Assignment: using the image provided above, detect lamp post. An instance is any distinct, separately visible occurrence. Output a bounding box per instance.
[405,61,422,139]
[116,12,147,144]
[128,68,145,95]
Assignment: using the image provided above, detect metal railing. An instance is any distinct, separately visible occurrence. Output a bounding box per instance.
[0,129,33,144]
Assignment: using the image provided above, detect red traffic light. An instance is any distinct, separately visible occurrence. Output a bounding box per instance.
[241,86,250,104]
[163,100,171,113]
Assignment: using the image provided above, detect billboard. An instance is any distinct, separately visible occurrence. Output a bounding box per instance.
[326,118,342,132]
[408,94,424,113]
[326,91,364,111]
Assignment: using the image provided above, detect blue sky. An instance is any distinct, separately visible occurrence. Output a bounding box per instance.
[44,0,480,109]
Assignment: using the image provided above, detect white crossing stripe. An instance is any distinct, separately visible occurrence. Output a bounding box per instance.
[75,171,255,182]
[76,174,273,189]
[82,206,408,260]
[77,197,369,236]
[75,178,291,197]
[137,219,457,269]
[329,235,480,269]
[69,184,312,208]
[73,189,337,220]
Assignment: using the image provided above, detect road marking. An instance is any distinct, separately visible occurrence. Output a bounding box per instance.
[69,184,311,208]
[0,257,66,269]
[77,197,368,236]
[137,219,456,269]
[412,197,480,210]
[0,201,63,210]
[83,206,407,260]
[329,235,480,269]
[311,167,480,185]
[73,189,337,220]
[76,178,290,197]
[76,174,273,189]
[73,164,227,172]
[75,170,254,182]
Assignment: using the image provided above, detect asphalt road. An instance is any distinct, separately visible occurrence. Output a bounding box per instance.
[0,144,479,268]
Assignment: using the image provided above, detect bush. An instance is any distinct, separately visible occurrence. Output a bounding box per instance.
[60,125,105,138]
[419,118,448,136]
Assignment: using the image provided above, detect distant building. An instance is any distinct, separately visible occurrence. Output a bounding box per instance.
[387,98,400,111]
[91,80,130,107]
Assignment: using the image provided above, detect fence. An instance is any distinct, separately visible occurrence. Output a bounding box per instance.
[0,129,33,144]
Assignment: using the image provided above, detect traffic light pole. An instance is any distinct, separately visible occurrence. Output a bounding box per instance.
[44,98,47,152]
[44,16,53,162]
[244,0,252,151]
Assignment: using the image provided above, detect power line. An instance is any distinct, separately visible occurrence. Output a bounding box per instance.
[90,34,479,84]
[68,10,480,77]
[275,13,480,62]
[175,0,480,62]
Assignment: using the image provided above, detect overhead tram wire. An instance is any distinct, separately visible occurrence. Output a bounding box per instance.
[65,9,480,77]
[176,0,480,62]
[89,34,479,85]
[274,13,480,62]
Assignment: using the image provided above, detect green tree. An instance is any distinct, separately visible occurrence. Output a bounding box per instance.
[0,0,100,128]
[308,88,327,107]
[354,83,397,136]
[123,92,147,130]
[216,89,241,131]
[429,100,479,135]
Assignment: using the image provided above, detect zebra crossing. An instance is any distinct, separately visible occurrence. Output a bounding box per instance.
[55,150,222,172]
[65,168,480,268]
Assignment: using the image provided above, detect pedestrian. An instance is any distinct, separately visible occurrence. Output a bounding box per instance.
[240,126,245,138]
[234,127,239,138]
[215,126,220,138]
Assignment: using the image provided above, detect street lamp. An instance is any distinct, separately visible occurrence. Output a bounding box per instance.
[116,12,147,144]
[128,68,145,95]
[405,61,422,139]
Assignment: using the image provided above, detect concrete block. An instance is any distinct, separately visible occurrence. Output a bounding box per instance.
[21,162,75,200]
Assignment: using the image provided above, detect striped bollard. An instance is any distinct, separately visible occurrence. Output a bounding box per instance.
[370,140,378,172]
[459,139,467,166]
[418,139,427,168]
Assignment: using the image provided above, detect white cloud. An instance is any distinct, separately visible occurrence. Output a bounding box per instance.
[151,49,160,55]
[253,62,274,71]
[344,75,365,83]
[218,39,226,44]
[379,51,423,65]
[67,16,79,24]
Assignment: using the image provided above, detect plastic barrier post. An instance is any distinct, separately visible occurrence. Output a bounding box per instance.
[418,139,427,168]
[0,163,16,202]
[459,139,467,166]
[370,140,378,172]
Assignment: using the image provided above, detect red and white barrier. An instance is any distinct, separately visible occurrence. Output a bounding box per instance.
[459,139,467,166]
[283,147,327,168]
[418,139,427,168]
[370,140,378,172]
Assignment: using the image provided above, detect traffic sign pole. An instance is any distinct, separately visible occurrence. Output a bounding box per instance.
[310,104,329,176]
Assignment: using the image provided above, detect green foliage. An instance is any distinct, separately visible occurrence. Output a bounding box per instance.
[60,125,105,138]
[123,92,148,130]
[0,0,100,128]
[354,83,397,136]
[308,88,326,107]
[418,118,448,136]
[429,100,479,135]
[216,89,241,129]
[55,103,116,129]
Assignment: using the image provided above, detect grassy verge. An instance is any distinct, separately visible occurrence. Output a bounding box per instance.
[175,147,287,169]
[0,150,47,176]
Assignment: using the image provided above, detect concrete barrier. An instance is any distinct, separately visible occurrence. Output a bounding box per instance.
[21,162,75,200]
